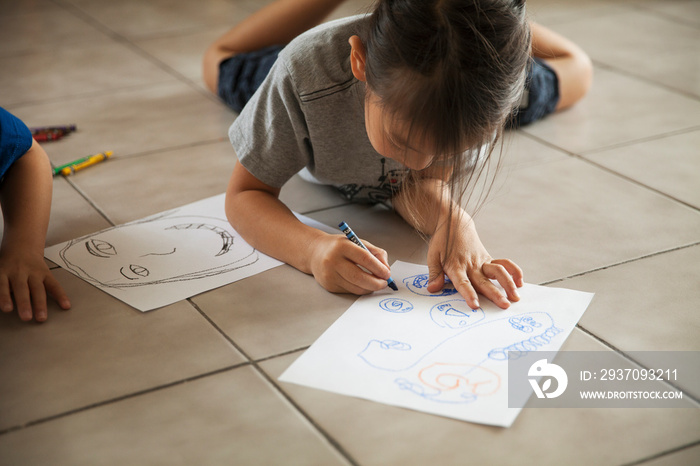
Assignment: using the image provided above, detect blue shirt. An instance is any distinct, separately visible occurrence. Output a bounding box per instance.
[0,107,33,181]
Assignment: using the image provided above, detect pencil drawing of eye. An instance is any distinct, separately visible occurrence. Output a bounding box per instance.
[120,264,150,280]
[86,239,117,258]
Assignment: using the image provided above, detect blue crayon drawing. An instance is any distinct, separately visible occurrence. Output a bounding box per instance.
[509,315,542,333]
[358,311,562,404]
[430,300,482,329]
[359,339,413,370]
[379,298,414,313]
[403,274,458,297]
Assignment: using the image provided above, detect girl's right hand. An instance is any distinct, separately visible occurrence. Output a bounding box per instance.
[308,234,392,295]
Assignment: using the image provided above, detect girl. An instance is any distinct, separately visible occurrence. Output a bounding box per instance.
[203,0,592,309]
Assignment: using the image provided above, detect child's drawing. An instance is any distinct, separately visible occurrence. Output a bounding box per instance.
[279,261,594,427]
[403,273,458,296]
[58,214,258,289]
[45,194,286,312]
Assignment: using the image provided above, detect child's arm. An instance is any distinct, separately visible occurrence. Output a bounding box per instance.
[529,22,593,111]
[0,140,70,321]
[226,161,393,295]
[392,174,523,310]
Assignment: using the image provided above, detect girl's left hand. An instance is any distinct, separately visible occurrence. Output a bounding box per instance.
[426,214,523,309]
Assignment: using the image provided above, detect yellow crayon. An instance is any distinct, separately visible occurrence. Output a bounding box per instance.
[60,151,113,176]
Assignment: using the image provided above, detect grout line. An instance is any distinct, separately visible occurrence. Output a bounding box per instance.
[519,131,700,213]
[579,125,700,156]
[102,137,230,161]
[187,300,359,466]
[621,439,700,466]
[58,177,116,227]
[0,362,249,436]
[50,0,228,107]
[540,241,700,286]
[591,60,700,102]
[254,346,310,364]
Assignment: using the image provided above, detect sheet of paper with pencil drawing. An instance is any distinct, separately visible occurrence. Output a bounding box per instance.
[44,193,332,312]
[279,261,594,427]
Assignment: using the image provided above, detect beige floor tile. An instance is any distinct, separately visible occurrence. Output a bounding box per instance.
[0,3,112,57]
[0,42,176,107]
[0,269,244,431]
[527,0,632,24]
[550,7,700,97]
[559,244,700,353]
[65,0,255,40]
[49,177,113,246]
[9,82,235,166]
[67,141,235,225]
[134,25,232,86]
[191,264,358,360]
[0,367,348,466]
[584,129,700,210]
[522,68,700,155]
[640,444,700,466]
[636,0,700,28]
[0,0,55,16]
[427,157,700,285]
[261,330,700,466]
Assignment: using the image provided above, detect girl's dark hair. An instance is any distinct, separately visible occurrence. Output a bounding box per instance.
[360,0,530,246]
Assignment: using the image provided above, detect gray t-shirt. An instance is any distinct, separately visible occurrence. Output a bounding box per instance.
[228,15,409,204]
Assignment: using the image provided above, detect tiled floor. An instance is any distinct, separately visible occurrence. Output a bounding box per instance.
[1,0,698,464]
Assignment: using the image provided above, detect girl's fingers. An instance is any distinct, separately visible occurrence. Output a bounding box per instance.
[471,273,511,309]
[28,276,48,322]
[491,258,524,287]
[10,278,33,321]
[343,242,391,281]
[447,269,480,309]
[482,262,520,303]
[363,240,390,268]
[0,275,12,313]
[45,274,71,310]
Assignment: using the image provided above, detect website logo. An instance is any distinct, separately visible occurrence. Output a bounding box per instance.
[528,359,568,399]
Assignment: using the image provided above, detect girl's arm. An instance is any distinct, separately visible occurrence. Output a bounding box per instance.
[530,22,593,110]
[0,140,70,321]
[225,161,393,295]
[392,173,523,310]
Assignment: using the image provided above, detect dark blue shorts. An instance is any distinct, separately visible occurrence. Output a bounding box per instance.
[217,46,559,127]
[510,57,560,128]
[217,45,285,113]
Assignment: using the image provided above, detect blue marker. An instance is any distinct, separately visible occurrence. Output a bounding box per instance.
[338,221,398,291]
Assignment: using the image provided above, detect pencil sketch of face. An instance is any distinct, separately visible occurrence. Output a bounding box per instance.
[58,215,258,288]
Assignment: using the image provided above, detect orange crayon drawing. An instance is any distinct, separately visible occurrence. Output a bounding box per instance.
[418,363,501,397]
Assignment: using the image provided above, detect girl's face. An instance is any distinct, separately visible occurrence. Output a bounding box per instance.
[364,91,435,171]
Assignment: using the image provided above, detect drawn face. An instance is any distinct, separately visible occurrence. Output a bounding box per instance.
[403,274,458,297]
[59,216,256,288]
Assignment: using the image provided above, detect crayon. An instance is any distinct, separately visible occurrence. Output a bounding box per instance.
[30,124,77,135]
[338,221,398,291]
[56,151,113,176]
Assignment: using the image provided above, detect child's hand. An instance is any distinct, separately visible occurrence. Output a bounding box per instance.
[309,233,392,295]
[426,215,523,310]
[0,249,70,322]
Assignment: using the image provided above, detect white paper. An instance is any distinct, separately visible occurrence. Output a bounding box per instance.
[45,193,331,312]
[280,261,594,427]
